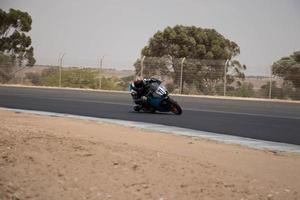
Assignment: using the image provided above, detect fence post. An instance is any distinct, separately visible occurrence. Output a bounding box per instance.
[269,65,273,99]
[224,59,229,96]
[180,57,186,94]
[140,55,145,77]
[99,57,104,89]
[59,53,66,87]
[79,67,82,88]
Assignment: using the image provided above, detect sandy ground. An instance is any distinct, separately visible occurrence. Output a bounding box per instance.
[0,110,300,200]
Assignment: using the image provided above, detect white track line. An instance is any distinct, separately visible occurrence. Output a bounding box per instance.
[183,107,300,120]
[1,107,300,154]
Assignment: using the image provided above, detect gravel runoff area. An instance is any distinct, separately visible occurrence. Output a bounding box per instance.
[0,109,300,200]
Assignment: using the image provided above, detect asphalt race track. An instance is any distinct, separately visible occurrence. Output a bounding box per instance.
[1,86,300,145]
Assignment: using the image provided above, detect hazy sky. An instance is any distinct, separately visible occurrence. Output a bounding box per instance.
[1,0,300,75]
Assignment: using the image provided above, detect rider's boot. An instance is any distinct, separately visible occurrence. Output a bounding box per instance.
[133,105,141,112]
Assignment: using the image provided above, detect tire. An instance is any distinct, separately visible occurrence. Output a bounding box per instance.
[170,102,182,115]
[143,104,156,113]
[133,105,141,112]
[149,108,156,113]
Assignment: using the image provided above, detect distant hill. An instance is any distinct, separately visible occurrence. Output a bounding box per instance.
[14,65,135,78]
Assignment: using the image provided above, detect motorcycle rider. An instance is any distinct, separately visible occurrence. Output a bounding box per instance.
[129,77,161,111]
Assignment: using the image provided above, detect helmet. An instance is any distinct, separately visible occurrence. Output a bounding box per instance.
[133,79,144,89]
[133,76,145,88]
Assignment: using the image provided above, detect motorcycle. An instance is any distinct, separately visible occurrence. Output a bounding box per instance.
[133,82,182,115]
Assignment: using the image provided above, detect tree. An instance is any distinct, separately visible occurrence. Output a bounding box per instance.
[0,52,13,82]
[259,80,299,100]
[25,72,42,85]
[259,81,283,99]
[135,25,245,94]
[0,8,36,83]
[272,51,300,89]
[232,82,255,97]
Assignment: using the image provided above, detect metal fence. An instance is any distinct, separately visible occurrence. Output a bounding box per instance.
[136,56,300,100]
[4,56,300,100]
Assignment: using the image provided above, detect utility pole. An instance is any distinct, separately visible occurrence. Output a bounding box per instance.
[224,59,229,96]
[59,53,66,87]
[140,55,145,78]
[180,57,186,94]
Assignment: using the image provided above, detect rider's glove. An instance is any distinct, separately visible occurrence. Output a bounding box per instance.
[131,91,137,97]
[141,96,147,102]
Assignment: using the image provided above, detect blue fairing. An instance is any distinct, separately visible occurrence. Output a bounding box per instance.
[147,96,170,112]
[148,97,161,107]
